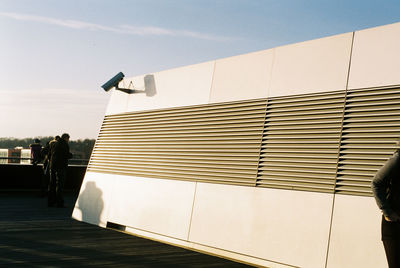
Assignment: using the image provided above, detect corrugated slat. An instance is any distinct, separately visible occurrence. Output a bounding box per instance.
[99,127,263,135]
[89,159,256,170]
[101,120,264,130]
[88,167,256,186]
[260,160,337,167]
[102,113,266,126]
[256,91,346,193]
[98,132,261,139]
[90,152,258,162]
[103,100,267,122]
[93,146,260,152]
[95,137,258,143]
[91,150,258,158]
[88,99,267,186]
[336,87,400,196]
[98,129,262,136]
[89,162,255,176]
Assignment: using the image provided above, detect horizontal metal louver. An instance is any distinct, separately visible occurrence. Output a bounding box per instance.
[256,91,346,193]
[336,87,400,196]
[88,99,267,186]
[88,86,400,197]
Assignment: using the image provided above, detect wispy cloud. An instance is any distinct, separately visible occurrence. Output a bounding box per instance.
[0,12,230,41]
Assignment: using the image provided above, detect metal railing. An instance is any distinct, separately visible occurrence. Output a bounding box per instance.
[0,157,89,166]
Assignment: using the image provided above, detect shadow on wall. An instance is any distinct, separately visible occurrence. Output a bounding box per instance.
[76,181,104,226]
[119,74,157,96]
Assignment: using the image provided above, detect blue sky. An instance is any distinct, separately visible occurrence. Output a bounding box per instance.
[1,0,400,139]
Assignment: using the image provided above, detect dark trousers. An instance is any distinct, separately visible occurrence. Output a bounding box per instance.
[383,240,400,268]
[382,216,400,268]
[48,167,67,207]
[41,163,50,196]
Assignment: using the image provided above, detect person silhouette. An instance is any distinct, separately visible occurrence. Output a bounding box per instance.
[48,133,72,208]
[29,138,42,165]
[372,143,400,268]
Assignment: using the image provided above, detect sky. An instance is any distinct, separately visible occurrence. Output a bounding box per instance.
[1,0,400,140]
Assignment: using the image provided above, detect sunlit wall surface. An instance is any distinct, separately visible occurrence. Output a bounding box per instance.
[0,149,8,164]
[73,22,400,268]
[20,149,31,164]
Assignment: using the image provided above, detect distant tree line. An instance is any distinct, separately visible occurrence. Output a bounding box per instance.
[0,137,96,160]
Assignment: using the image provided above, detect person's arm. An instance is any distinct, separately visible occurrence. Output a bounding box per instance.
[372,153,399,219]
[66,144,73,159]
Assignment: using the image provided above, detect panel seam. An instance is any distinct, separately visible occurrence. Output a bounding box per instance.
[187,182,198,241]
[207,60,217,103]
[266,48,276,97]
[324,30,355,268]
[254,99,268,187]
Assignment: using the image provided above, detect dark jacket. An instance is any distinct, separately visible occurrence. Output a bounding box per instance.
[47,139,58,161]
[50,139,73,170]
[41,142,50,170]
[372,151,400,217]
[29,142,42,164]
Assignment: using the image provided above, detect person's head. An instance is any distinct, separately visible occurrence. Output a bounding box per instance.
[55,135,61,141]
[34,138,40,144]
[61,133,70,142]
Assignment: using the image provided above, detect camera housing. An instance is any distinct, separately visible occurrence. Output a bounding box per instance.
[102,72,125,92]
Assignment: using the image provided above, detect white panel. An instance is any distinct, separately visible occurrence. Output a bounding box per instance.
[125,225,194,248]
[122,61,215,113]
[124,226,292,268]
[209,49,273,102]
[124,225,293,268]
[72,172,116,227]
[269,33,353,98]
[105,87,129,115]
[192,244,294,268]
[107,175,196,240]
[348,22,400,89]
[189,183,333,268]
[326,195,387,268]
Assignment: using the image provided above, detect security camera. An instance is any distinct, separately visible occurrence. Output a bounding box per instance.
[101,72,157,95]
[101,72,125,92]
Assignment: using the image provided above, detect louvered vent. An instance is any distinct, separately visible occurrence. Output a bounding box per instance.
[256,91,346,193]
[88,86,400,196]
[336,87,400,196]
[88,99,267,186]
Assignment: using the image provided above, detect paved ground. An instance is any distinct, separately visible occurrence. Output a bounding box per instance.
[0,192,252,267]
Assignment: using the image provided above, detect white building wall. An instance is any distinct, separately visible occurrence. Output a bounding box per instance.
[268,32,353,98]
[105,61,215,115]
[21,149,31,164]
[209,49,273,102]
[74,22,400,267]
[326,195,387,268]
[106,175,196,240]
[0,149,8,164]
[72,172,116,227]
[189,183,333,268]
[348,22,400,89]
